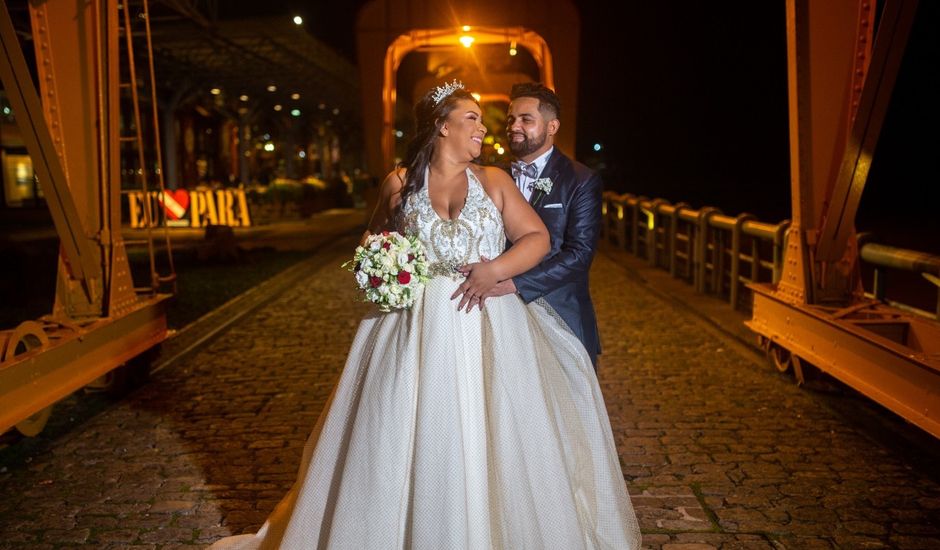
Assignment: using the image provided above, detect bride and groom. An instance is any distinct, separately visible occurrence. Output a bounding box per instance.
[209,81,641,548]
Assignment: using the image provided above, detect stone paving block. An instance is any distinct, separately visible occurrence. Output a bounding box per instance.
[1,239,940,547]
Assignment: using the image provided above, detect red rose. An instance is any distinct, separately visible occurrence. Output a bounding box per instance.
[382,241,391,250]
[408,254,415,262]
[369,276,382,287]
[397,271,411,284]
[382,230,390,236]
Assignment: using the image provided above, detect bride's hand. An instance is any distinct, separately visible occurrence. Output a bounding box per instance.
[452,257,501,312]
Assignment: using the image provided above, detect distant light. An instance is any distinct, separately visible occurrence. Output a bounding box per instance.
[483,135,494,144]
[263,142,275,152]
[274,104,283,111]
[496,146,504,156]
[332,107,340,115]
[461,25,471,32]
[210,87,221,95]
[291,93,300,100]
[394,130,404,138]
[471,92,481,101]
[2,106,9,115]
[593,143,602,152]
[318,103,326,110]
[239,94,249,101]
[262,133,271,140]
[299,150,306,158]
[290,109,301,117]
[267,85,277,92]
[459,35,474,48]
[293,15,303,25]
[509,40,518,56]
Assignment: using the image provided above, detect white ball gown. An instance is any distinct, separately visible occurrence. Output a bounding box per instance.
[209,168,641,549]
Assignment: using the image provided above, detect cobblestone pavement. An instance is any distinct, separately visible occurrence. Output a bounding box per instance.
[1,235,939,549]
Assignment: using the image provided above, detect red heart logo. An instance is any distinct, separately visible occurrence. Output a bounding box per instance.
[160,188,190,220]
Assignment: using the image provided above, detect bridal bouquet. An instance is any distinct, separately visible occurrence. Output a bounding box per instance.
[344,231,430,312]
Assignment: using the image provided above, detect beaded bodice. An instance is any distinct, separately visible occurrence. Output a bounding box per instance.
[401,168,505,278]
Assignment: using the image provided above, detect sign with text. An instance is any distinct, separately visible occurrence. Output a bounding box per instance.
[126,188,251,228]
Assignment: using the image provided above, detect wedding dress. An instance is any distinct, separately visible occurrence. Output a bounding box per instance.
[209,168,641,549]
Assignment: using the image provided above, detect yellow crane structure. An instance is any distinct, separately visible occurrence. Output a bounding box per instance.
[0,0,173,436]
[747,0,940,437]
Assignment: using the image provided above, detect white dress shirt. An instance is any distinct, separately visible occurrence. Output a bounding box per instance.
[514,147,554,202]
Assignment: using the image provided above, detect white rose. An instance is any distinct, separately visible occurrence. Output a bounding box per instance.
[370,240,381,251]
[355,270,369,288]
[360,257,373,271]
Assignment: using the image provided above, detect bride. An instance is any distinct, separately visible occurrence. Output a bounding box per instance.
[209,82,641,549]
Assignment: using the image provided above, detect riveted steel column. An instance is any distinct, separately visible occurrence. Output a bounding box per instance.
[0,2,102,302]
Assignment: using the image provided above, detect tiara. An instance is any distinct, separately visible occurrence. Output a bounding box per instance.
[431,79,464,105]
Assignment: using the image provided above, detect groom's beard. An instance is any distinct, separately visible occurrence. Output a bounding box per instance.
[508,130,547,158]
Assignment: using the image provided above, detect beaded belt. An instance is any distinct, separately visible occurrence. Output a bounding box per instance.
[427,260,463,280]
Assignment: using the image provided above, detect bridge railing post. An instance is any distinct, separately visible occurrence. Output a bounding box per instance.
[730,213,757,309]
[668,203,688,277]
[646,199,666,267]
[695,207,721,294]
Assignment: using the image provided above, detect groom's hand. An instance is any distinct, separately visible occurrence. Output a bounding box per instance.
[452,261,498,312]
[451,258,517,312]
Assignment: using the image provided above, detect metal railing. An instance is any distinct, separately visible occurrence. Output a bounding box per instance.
[601,192,940,320]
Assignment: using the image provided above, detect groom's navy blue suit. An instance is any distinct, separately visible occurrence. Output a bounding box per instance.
[508,148,603,367]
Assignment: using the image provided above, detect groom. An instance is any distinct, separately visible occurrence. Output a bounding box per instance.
[455,82,604,368]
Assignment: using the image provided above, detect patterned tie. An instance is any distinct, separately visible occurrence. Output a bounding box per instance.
[511,161,539,180]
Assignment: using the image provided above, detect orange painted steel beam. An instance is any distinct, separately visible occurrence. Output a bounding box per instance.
[747,0,939,439]
[0,0,171,437]
[0,1,102,297]
[748,287,940,438]
[380,26,555,173]
[0,297,168,435]
[816,1,918,263]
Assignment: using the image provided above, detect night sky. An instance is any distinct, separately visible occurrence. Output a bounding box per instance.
[225,1,938,250]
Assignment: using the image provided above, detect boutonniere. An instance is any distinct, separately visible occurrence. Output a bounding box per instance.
[529,177,553,206]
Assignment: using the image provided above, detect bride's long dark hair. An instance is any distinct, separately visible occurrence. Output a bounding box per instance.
[393,86,479,228]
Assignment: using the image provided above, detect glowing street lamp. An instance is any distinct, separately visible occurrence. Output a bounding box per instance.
[293,15,303,25]
[459,35,474,48]
[239,94,249,101]
[291,93,301,100]
[274,104,283,112]
[267,84,277,92]
[290,109,301,117]
[210,87,221,95]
